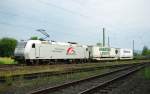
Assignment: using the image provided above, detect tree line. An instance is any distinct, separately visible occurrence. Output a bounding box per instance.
[0,37,150,57]
[0,37,38,57]
[141,46,150,56]
[0,38,17,57]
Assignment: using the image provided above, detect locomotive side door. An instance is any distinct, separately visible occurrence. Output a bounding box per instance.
[35,44,40,58]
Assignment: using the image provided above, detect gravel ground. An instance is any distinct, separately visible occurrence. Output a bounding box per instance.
[107,66,150,94]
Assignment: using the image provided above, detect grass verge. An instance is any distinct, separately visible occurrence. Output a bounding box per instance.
[0,57,17,64]
[0,59,150,77]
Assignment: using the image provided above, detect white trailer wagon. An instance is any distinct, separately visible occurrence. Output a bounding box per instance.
[88,46,118,61]
[117,48,133,60]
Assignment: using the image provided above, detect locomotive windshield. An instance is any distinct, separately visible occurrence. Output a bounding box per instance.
[16,41,27,48]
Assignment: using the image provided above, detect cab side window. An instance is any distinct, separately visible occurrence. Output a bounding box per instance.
[32,43,35,48]
[115,50,118,54]
[86,48,88,51]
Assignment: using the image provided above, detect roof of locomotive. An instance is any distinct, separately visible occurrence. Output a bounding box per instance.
[26,40,87,47]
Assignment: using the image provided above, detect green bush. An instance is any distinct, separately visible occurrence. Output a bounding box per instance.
[0,37,17,57]
[142,46,150,56]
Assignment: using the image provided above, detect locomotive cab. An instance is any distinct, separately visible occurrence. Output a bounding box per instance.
[14,41,27,60]
[14,40,41,61]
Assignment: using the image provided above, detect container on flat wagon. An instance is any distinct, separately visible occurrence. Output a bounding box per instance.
[117,48,133,59]
[88,46,118,60]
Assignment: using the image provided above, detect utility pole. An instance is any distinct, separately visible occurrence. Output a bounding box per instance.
[103,27,105,47]
[108,36,110,47]
[133,40,135,55]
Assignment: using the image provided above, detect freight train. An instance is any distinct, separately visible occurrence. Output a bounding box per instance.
[14,40,133,64]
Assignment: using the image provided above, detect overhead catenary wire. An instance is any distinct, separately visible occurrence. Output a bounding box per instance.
[38,0,89,18]
[0,0,101,41]
[0,0,99,29]
[37,0,99,27]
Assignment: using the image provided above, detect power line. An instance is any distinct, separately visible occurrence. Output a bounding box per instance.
[38,0,89,18]
[0,1,100,39]
[0,10,82,31]
[0,1,99,28]
[0,2,95,30]
[37,0,99,27]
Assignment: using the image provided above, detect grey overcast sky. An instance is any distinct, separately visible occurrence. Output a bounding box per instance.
[0,0,150,50]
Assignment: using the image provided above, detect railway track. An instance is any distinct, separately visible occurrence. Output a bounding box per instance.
[28,63,145,94]
[0,64,21,71]
[79,65,144,94]
[0,63,141,83]
[0,64,19,68]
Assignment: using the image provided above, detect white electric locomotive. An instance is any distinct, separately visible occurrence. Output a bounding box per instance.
[14,40,89,64]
